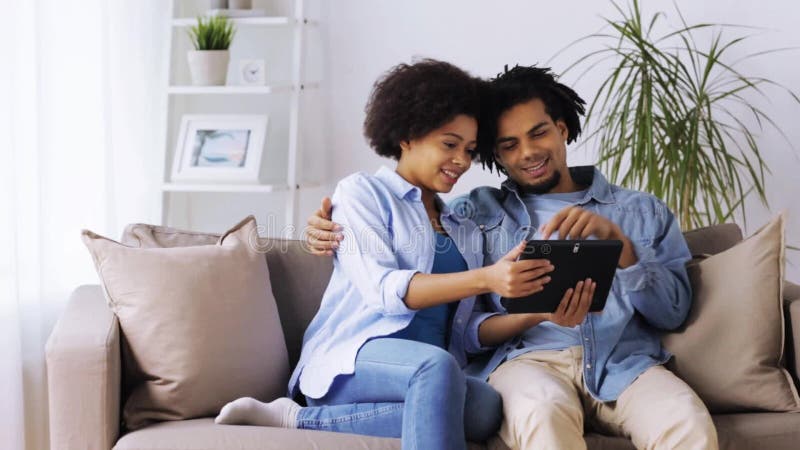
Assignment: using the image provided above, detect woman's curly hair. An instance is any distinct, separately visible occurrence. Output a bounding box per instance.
[364,59,483,160]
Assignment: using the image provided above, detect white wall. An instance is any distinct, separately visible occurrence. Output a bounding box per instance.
[318,0,800,279]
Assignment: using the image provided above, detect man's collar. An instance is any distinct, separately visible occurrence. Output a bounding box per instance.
[501,165,616,204]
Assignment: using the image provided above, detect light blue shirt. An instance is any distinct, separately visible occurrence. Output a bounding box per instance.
[288,167,484,399]
[507,189,589,356]
[457,166,692,402]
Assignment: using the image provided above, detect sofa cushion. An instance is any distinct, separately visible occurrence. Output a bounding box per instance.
[663,214,800,413]
[83,216,289,430]
[113,418,401,450]
[112,418,634,450]
[112,415,800,450]
[713,413,800,450]
[682,222,743,256]
[261,239,333,368]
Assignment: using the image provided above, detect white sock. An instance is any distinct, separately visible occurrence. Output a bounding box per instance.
[214,397,301,428]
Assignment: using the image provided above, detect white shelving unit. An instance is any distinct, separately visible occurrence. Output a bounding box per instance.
[159,0,320,233]
[171,16,292,27]
[161,182,289,193]
[166,84,294,95]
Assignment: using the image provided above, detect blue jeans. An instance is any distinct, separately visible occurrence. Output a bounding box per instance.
[297,338,502,450]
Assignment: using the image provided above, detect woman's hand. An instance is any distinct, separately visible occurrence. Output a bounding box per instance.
[480,241,554,298]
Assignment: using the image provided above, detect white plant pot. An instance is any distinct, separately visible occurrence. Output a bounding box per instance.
[229,0,252,9]
[187,50,230,86]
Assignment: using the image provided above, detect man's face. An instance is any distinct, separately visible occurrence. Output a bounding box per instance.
[494,98,571,194]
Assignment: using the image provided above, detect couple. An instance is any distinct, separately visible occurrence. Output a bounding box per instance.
[216,60,719,450]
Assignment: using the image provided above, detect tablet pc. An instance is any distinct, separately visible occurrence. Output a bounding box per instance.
[500,240,622,314]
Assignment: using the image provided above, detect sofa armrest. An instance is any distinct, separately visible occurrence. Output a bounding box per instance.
[46,285,121,450]
[785,281,800,387]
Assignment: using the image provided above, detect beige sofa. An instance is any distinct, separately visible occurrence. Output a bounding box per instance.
[47,223,800,450]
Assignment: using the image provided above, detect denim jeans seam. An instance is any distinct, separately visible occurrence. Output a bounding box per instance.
[356,358,418,368]
[298,403,403,428]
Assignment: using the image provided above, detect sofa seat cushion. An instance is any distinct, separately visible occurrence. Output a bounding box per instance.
[113,418,401,450]
[111,418,644,450]
[114,418,504,450]
[580,414,800,450]
[713,413,800,450]
[111,415,800,450]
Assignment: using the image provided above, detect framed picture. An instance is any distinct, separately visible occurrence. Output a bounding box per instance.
[171,115,268,183]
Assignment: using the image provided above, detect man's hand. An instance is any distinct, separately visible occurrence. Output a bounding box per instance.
[540,206,638,268]
[480,241,554,298]
[546,278,596,327]
[305,196,343,256]
[478,277,596,347]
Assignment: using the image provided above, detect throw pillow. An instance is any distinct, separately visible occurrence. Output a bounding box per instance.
[121,222,219,248]
[83,216,289,430]
[663,213,800,413]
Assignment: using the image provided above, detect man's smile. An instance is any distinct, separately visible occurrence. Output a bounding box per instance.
[520,157,550,178]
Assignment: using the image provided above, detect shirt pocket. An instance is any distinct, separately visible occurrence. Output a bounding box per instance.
[477,212,514,264]
[630,232,655,247]
[477,211,504,233]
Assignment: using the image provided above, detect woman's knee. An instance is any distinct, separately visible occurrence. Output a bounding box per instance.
[419,344,461,370]
[414,345,464,386]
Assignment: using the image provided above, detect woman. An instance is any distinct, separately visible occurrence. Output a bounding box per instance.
[214,59,581,449]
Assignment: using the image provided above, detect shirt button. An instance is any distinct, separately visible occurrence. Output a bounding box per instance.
[586,364,592,369]
[479,224,486,230]
[584,337,590,341]
[456,318,463,324]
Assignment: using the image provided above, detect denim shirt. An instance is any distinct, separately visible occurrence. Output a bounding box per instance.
[455,166,692,402]
[288,166,484,399]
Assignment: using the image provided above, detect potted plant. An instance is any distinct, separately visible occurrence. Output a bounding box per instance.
[187,16,236,86]
[555,0,799,230]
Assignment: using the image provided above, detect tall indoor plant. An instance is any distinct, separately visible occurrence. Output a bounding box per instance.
[187,15,236,86]
[557,0,798,230]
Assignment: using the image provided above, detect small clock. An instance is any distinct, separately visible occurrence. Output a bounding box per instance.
[239,59,266,85]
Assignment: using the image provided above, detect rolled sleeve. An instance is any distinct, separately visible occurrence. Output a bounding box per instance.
[615,240,657,292]
[620,205,692,330]
[380,269,419,315]
[465,312,501,354]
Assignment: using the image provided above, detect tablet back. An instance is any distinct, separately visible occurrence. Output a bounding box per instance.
[501,240,623,314]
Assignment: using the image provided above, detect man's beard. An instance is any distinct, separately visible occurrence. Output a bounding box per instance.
[518,170,560,194]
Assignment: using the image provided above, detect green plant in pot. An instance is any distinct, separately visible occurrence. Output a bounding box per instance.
[556,0,799,230]
[187,16,236,86]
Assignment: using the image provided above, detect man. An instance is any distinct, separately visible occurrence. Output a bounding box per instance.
[307,65,717,450]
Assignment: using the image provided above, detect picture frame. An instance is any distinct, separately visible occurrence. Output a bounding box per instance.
[171,114,268,183]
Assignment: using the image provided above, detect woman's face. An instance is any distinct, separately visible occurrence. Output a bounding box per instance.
[397,114,478,194]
